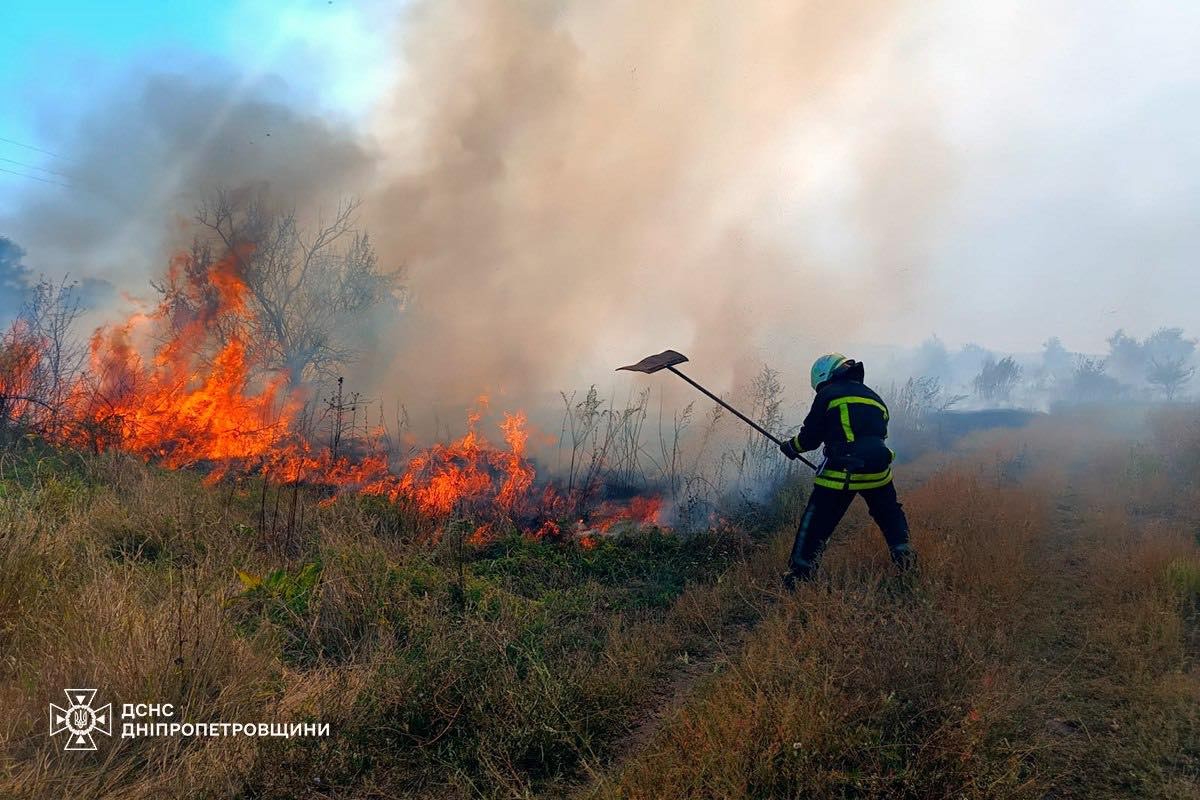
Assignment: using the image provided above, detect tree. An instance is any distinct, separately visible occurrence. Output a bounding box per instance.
[887,375,966,435]
[1147,358,1194,401]
[972,355,1022,403]
[1106,329,1144,384]
[1142,328,1196,400]
[24,278,87,413]
[1102,327,1196,395]
[1041,337,1073,378]
[170,189,401,386]
[1071,357,1123,403]
[952,343,991,382]
[0,277,86,441]
[1142,327,1195,367]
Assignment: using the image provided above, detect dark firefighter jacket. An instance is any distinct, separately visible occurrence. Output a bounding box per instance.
[789,363,895,490]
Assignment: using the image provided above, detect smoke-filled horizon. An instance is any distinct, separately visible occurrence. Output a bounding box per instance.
[2,0,1198,416]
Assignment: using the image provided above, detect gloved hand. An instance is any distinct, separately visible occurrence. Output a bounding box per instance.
[779,438,801,460]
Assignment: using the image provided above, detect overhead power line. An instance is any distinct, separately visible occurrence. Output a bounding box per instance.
[0,135,68,160]
[0,166,72,188]
[0,155,71,178]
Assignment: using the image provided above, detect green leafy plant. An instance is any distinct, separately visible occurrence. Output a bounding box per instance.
[231,562,323,663]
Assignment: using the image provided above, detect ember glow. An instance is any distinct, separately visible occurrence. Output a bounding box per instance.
[12,248,662,538]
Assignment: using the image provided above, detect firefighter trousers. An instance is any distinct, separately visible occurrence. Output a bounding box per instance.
[788,482,914,579]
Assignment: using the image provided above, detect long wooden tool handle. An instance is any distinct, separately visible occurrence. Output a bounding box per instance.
[666,366,817,470]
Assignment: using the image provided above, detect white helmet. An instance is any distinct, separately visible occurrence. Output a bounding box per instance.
[810,353,850,391]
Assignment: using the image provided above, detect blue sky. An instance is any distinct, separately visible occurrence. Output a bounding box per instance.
[0,0,392,208]
[2,3,225,183]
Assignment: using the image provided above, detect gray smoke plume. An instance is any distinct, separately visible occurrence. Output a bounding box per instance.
[4,66,376,303]
[4,1,955,430]
[366,0,946,413]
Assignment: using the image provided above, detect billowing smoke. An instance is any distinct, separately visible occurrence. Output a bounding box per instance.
[368,0,947,412]
[5,66,376,304]
[4,1,957,429]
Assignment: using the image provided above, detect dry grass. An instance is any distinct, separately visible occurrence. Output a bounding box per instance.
[1,407,1198,798]
[0,448,794,798]
[587,408,1200,799]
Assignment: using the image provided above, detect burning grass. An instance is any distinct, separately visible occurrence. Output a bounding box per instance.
[0,246,670,544]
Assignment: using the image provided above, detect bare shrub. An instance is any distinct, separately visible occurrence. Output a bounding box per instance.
[177,188,401,386]
[0,277,87,444]
[971,355,1022,403]
[1147,357,1194,400]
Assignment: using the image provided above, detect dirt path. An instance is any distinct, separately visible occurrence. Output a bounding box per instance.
[583,624,756,791]
[565,549,789,798]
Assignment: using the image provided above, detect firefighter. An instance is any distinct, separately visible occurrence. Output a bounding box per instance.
[778,353,915,588]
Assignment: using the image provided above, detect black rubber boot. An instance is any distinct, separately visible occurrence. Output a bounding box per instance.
[782,559,816,591]
[889,543,917,573]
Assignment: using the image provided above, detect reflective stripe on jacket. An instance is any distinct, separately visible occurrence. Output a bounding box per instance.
[789,369,895,490]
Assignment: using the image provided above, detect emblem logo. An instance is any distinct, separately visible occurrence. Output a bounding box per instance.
[49,689,112,751]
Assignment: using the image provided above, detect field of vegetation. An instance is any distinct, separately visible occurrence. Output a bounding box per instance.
[1,405,1197,798]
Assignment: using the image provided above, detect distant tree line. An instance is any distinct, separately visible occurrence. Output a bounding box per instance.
[906,327,1197,409]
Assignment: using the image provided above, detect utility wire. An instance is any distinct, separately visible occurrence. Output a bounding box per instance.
[0,155,71,178]
[0,135,68,160]
[0,166,72,188]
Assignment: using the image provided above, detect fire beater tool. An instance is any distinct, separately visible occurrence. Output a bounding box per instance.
[617,349,818,470]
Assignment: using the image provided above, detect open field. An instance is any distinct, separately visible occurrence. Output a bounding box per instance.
[4,3,1199,798]
[1,407,1198,799]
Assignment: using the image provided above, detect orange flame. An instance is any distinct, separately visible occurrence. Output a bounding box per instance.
[0,321,45,422]
[3,244,664,538]
[58,249,294,477]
